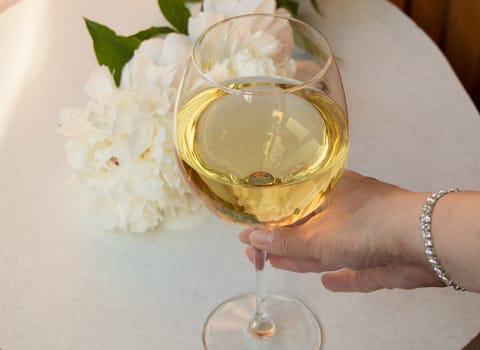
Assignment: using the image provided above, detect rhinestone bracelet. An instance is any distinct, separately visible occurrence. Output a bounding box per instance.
[420,189,465,291]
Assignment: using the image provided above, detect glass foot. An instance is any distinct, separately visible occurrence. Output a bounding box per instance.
[202,293,322,350]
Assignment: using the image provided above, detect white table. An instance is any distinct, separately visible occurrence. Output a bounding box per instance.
[1,0,479,349]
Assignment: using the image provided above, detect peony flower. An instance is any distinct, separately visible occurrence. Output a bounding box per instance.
[194,18,296,83]
[188,0,278,42]
[59,2,300,233]
[59,34,209,233]
[188,11,226,42]
[121,33,192,90]
[203,0,276,18]
[187,0,295,84]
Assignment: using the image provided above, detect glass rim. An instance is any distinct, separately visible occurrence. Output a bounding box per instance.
[191,13,334,96]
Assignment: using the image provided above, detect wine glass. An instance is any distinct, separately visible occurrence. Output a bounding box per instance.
[174,13,348,350]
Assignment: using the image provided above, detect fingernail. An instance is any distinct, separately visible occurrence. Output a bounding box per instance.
[249,230,274,248]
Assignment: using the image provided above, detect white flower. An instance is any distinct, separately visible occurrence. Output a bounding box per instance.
[85,65,116,104]
[121,33,192,91]
[188,0,277,42]
[200,25,296,82]
[203,0,276,18]
[59,2,299,233]
[59,34,209,233]
[187,1,295,83]
[206,48,282,82]
[188,12,226,42]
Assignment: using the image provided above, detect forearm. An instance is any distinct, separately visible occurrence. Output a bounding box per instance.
[396,190,480,292]
[431,191,480,292]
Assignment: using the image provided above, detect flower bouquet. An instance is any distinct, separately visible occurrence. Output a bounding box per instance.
[58,0,318,233]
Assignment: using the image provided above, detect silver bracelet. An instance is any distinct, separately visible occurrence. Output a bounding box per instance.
[420,189,466,291]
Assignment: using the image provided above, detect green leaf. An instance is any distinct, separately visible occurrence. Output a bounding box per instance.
[128,26,176,41]
[157,0,191,35]
[276,0,299,16]
[85,18,141,86]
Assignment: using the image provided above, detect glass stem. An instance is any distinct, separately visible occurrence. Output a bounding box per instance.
[248,247,276,339]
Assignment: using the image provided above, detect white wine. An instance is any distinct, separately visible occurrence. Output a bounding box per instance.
[176,78,349,226]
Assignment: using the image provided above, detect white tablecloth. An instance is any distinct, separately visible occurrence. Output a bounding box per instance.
[1,0,479,349]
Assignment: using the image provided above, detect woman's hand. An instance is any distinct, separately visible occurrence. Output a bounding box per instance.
[239,170,442,292]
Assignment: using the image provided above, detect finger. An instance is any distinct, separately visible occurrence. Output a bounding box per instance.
[269,255,329,273]
[245,245,271,272]
[321,265,442,292]
[239,227,257,244]
[248,228,324,261]
[245,246,254,263]
[245,246,337,273]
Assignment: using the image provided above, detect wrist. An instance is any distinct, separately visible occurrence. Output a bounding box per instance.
[387,190,432,268]
[428,191,480,292]
[420,189,466,290]
[392,190,480,292]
